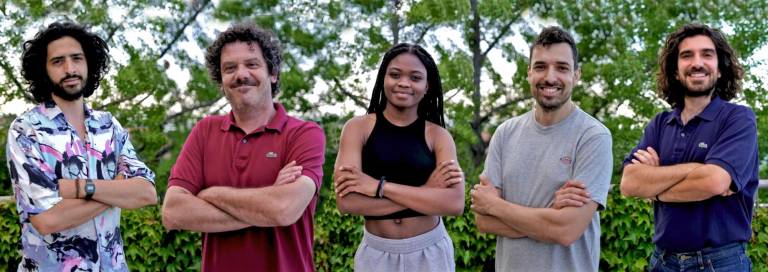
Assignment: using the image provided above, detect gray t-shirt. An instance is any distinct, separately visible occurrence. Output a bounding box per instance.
[482,107,612,272]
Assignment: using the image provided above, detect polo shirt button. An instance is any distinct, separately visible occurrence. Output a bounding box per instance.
[242,139,247,143]
[680,133,685,137]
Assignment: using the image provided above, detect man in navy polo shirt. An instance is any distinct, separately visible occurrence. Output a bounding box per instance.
[620,23,758,271]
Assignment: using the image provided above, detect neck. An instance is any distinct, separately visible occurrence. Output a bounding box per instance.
[681,95,712,124]
[382,104,419,126]
[232,102,276,133]
[52,95,85,121]
[534,101,574,126]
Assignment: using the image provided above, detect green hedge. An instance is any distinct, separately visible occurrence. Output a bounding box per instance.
[0,192,766,271]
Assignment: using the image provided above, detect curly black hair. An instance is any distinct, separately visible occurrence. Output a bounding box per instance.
[367,43,445,127]
[657,23,743,108]
[205,22,282,96]
[21,21,110,103]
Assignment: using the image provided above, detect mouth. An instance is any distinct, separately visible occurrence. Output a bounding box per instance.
[538,86,562,97]
[391,90,414,98]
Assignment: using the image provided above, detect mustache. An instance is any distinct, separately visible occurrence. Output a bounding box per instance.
[59,74,83,84]
[230,77,257,88]
[685,67,710,74]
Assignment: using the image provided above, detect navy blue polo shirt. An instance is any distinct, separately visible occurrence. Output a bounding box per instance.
[622,96,759,253]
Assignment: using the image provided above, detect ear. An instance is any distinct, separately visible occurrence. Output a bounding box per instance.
[574,68,581,82]
[270,74,278,84]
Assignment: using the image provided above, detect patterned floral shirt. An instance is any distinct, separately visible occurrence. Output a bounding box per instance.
[6,101,155,271]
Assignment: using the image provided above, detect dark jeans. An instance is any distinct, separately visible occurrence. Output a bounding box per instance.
[649,242,751,272]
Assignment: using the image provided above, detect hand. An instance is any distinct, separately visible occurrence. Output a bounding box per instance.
[631,146,659,166]
[334,166,379,198]
[721,189,735,197]
[275,161,303,185]
[470,175,501,215]
[551,180,591,209]
[425,160,464,188]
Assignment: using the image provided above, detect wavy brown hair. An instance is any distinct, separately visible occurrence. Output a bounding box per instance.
[656,23,743,108]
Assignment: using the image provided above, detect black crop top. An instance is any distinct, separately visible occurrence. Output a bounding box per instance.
[362,111,436,220]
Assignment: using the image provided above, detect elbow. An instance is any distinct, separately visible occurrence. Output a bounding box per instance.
[32,221,54,236]
[446,201,465,216]
[704,177,731,197]
[266,202,304,227]
[160,200,180,230]
[618,178,635,197]
[552,227,583,247]
[619,168,646,198]
[335,199,352,215]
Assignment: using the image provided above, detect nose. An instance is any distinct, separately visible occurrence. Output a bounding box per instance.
[544,66,558,83]
[691,54,705,68]
[234,65,253,82]
[397,77,410,88]
[63,59,77,74]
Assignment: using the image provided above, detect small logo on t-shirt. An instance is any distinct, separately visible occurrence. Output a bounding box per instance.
[266,151,278,158]
[559,156,572,165]
[698,142,708,149]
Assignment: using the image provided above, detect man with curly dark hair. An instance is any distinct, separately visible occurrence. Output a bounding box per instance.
[6,21,157,271]
[162,22,325,271]
[621,23,758,270]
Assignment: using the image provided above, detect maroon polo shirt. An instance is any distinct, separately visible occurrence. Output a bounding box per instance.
[168,103,325,272]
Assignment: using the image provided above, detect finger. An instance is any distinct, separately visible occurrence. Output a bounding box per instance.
[443,176,463,187]
[647,147,659,158]
[634,150,651,162]
[560,199,585,208]
[335,180,355,194]
[561,187,591,197]
[280,161,296,171]
[631,159,640,164]
[479,175,491,185]
[564,180,587,189]
[338,186,357,197]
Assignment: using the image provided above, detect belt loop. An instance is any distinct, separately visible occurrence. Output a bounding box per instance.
[697,251,704,270]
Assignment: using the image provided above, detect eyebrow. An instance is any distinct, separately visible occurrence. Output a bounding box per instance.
[532,60,572,67]
[49,53,85,61]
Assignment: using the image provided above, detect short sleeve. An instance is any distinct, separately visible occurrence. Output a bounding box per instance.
[168,119,208,195]
[285,123,326,192]
[704,107,758,192]
[482,122,507,188]
[622,113,664,168]
[572,126,613,210]
[6,118,62,218]
[113,117,155,184]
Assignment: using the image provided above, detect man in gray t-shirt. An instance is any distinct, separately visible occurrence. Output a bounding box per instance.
[470,26,612,272]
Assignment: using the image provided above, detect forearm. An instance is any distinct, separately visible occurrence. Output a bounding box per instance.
[658,165,732,202]
[620,163,702,198]
[336,193,407,216]
[201,178,315,227]
[162,188,250,233]
[488,198,597,246]
[474,212,525,238]
[59,178,157,209]
[30,199,110,235]
[382,182,464,216]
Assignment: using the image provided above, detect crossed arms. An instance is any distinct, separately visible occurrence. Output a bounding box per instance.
[620,147,733,202]
[333,115,465,217]
[31,176,157,235]
[161,162,316,233]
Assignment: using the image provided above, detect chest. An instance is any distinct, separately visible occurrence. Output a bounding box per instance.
[201,132,287,188]
[656,120,720,165]
[35,117,120,180]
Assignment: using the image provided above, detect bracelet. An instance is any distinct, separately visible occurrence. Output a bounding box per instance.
[375,176,386,198]
[74,178,80,199]
[655,194,661,202]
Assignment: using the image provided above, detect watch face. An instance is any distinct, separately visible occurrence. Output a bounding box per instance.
[86,181,95,193]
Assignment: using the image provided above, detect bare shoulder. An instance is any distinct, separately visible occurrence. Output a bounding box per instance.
[424,121,455,152]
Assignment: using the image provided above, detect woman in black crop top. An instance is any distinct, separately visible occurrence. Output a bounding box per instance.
[334,43,465,272]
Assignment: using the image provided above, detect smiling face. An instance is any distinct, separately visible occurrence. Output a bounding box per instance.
[219,41,277,112]
[383,53,428,110]
[46,36,88,101]
[527,43,580,112]
[675,35,720,97]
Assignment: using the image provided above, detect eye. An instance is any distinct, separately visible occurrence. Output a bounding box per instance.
[410,75,424,81]
[222,65,236,73]
[558,66,570,72]
[388,72,400,79]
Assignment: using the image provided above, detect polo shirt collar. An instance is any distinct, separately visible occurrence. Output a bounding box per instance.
[40,100,93,120]
[220,102,289,133]
[666,95,724,125]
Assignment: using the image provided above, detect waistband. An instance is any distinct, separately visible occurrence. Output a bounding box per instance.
[655,242,746,259]
[362,219,448,254]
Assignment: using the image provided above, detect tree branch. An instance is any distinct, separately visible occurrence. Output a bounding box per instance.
[165,97,222,122]
[332,77,368,109]
[414,23,435,44]
[0,59,33,102]
[158,0,211,59]
[482,20,515,58]
[477,95,531,125]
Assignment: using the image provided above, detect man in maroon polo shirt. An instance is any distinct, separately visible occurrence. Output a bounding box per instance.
[161,23,325,271]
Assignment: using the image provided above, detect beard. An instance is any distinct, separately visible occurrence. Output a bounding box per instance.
[49,75,87,101]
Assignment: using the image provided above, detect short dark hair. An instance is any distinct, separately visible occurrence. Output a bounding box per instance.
[205,22,282,96]
[367,43,445,127]
[21,21,110,103]
[529,26,579,69]
[656,23,743,107]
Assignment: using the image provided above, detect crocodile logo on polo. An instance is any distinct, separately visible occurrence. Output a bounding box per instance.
[266,151,278,158]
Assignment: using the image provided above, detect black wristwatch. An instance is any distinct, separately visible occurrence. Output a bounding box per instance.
[84,179,95,200]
